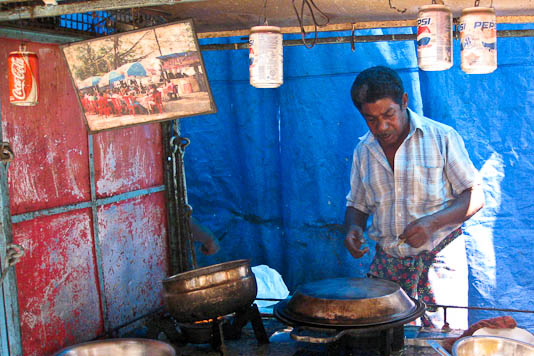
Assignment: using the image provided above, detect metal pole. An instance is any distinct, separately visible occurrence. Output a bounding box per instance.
[0,102,23,356]
[88,135,110,333]
[199,29,534,51]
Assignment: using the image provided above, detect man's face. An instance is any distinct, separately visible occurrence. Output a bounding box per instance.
[359,94,409,149]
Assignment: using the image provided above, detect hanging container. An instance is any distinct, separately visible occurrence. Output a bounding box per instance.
[8,44,39,106]
[249,26,283,88]
[417,4,453,71]
[459,7,497,74]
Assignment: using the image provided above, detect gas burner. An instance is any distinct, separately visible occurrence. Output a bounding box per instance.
[274,295,425,356]
[289,325,405,356]
[177,303,269,355]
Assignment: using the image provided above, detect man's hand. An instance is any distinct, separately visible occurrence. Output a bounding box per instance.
[401,215,437,248]
[344,225,369,259]
[200,237,220,255]
[191,217,220,255]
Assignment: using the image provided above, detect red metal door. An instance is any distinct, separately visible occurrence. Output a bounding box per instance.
[0,38,169,356]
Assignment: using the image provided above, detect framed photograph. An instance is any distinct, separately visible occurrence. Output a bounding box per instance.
[61,19,216,133]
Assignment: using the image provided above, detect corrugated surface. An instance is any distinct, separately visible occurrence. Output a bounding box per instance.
[0,39,90,216]
[98,193,168,329]
[12,210,103,356]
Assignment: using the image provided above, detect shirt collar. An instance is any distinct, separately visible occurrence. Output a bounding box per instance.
[358,107,424,144]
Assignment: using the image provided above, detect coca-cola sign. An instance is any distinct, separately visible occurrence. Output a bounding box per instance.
[10,56,26,100]
[8,49,38,106]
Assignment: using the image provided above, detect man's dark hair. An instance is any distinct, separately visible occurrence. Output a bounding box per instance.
[350,66,404,110]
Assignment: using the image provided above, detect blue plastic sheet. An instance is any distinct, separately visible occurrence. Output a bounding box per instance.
[180,26,534,330]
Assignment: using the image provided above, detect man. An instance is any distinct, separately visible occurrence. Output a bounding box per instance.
[344,66,485,327]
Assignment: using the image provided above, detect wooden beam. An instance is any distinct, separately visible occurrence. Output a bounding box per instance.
[0,0,31,4]
[197,15,534,39]
[0,25,90,43]
[0,0,205,22]
[197,20,416,39]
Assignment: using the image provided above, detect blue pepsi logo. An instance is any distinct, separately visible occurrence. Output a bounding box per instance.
[417,26,432,48]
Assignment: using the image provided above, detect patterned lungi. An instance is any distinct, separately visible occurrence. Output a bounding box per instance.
[368,227,463,327]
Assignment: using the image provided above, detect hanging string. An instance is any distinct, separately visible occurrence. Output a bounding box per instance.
[259,0,269,25]
[292,0,330,49]
[388,0,407,14]
[18,11,25,49]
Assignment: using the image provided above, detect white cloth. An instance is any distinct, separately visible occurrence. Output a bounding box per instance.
[346,108,480,257]
[427,234,468,329]
[251,265,289,308]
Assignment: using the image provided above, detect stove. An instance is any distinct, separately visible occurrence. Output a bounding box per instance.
[274,299,426,356]
[177,303,269,355]
[287,324,405,356]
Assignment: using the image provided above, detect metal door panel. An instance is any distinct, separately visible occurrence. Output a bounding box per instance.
[97,192,168,329]
[92,124,164,199]
[0,39,91,216]
[12,209,103,356]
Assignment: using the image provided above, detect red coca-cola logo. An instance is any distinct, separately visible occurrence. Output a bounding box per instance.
[11,57,27,100]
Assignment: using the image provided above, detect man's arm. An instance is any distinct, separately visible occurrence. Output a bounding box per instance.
[344,206,370,258]
[191,217,220,255]
[402,185,485,248]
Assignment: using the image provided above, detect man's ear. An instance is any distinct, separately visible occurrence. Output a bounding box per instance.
[401,92,409,110]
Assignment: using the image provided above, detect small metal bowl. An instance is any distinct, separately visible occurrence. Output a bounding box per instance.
[52,338,176,356]
[453,335,534,356]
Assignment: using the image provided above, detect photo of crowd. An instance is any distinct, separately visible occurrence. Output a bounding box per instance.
[61,20,216,133]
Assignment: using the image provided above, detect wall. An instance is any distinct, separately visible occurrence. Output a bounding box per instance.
[183,27,534,330]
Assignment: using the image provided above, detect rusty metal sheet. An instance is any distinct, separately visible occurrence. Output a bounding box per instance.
[97,192,168,329]
[0,39,90,216]
[92,124,164,199]
[12,209,103,356]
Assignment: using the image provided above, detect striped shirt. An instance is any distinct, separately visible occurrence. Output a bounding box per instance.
[346,108,480,258]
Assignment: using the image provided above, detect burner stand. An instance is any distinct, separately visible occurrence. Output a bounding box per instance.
[178,303,269,355]
[326,325,404,356]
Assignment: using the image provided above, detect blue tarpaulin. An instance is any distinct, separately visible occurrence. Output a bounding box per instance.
[180,26,534,330]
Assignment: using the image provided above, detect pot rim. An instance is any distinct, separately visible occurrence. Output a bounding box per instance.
[52,338,176,356]
[452,335,534,356]
[162,259,251,283]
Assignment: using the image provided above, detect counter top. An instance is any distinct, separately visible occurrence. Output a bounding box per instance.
[165,317,461,356]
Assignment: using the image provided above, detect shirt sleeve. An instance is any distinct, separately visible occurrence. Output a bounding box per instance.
[445,129,481,196]
[346,147,371,214]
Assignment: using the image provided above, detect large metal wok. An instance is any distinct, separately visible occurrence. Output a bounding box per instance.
[274,277,425,344]
[162,259,257,322]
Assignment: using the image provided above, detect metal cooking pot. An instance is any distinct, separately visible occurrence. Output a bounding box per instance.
[453,336,534,356]
[276,277,422,327]
[52,338,176,356]
[162,259,257,322]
